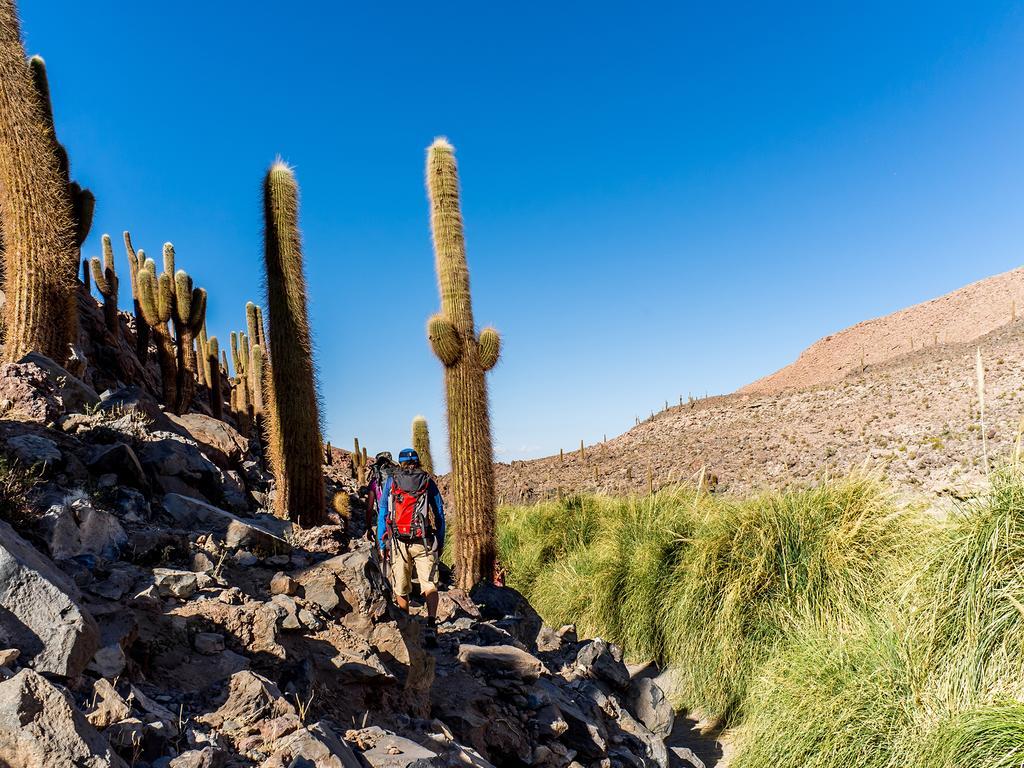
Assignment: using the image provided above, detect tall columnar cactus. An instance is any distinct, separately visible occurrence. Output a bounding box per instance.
[206,335,222,420]
[27,54,93,352]
[90,234,119,336]
[425,138,501,589]
[245,301,268,414]
[164,243,206,414]
[123,231,150,363]
[411,415,435,475]
[0,4,79,362]
[262,161,324,527]
[135,255,178,407]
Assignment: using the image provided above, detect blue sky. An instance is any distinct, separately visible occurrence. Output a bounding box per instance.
[21,2,1024,470]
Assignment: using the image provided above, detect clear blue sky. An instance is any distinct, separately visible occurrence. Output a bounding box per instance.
[21,2,1024,471]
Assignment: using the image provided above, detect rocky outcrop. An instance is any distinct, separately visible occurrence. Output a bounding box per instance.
[0,518,99,678]
[0,669,126,767]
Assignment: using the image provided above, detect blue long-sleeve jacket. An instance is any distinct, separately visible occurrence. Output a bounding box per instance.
[377,474,445,551]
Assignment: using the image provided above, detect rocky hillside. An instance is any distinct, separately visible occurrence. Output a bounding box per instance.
[741,266,1024,395]
[0,293,694,767]
[496,313,1024,504]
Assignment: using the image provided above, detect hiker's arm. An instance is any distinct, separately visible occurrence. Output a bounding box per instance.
[430,480,445,546]
[377,477,390,550]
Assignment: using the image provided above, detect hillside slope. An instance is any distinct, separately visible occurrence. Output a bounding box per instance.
[740,267,1024,394]
[496,317,1024,502]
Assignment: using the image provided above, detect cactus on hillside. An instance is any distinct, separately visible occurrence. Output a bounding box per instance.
[136,255,178,406]
[262,160,324,527]
[206,335,222,420]
[165,244,206,414]
[0,6,79,362]
[123,231,151,363]
[133,241,206,413]
[352,439,368,485]
[90,234,119,336]
[425,138,501,589]
[411,415,435,475]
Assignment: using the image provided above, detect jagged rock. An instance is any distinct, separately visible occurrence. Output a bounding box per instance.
[270,571,297,596]
[0,361,63,422]
[628,676,674,738]
[671,747,707,768]
[270,594,302,630]
[153,568,199,599]
[469,582,543,648]
[41,497,128,560]
[260,720,361,768]
[20,353,101,413]
[161,494,290,556]
[88,644,126,679]
[86,678,131,729]
[194,632,225,655]
[170,747,227,768]
[138,434,222,495]
[0,519,99,678]
[199,671,296,730]
[352,727,438,768]
[167,413,248,470]
[0,649,18,668]
[0,669,127,767]
[457,644,544,681]
[576,638,630,689]
[294,544,387,621]
[5,434,61,467]
[87,442,148,490]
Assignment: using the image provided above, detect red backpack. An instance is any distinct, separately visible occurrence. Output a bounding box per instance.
[388,468,432,539]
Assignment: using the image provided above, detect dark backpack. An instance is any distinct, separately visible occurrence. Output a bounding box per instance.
[387,467,433,540]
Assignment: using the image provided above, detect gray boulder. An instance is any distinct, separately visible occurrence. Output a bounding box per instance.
[161,494,290,556]
[4,434,61,468]
[628,675,674,738]
[0,519,99,678]
[576,637,630,689]
[0,668,127,767]
[457,644,545,682]
[20,353,100,413]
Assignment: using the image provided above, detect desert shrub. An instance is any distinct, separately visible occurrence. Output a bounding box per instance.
[662,474,926,721]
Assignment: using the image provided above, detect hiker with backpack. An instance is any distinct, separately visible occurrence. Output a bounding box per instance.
[366,451,397,542]
[377,448,445,647]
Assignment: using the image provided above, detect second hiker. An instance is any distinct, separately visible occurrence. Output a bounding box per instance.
[377,447,445,647]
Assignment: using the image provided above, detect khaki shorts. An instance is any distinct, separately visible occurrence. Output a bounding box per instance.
[388,538,439,597]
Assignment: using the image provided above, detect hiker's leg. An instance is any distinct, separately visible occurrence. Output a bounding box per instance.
[391,540,413,610]
[423,587,439,620]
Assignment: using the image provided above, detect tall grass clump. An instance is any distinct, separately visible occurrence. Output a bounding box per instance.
[662,474,925,721]
[731,612,922,768]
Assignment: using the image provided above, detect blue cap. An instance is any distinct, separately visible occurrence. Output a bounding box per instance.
[398,448,419,463]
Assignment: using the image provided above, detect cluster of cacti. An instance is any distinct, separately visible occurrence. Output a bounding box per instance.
[89,234,119,337]
[425,138,502,590]
[352,438,368,485]
[0,6,81,362]
[132,241,206,414]
[411,415,434,475]
[262,161,325,527]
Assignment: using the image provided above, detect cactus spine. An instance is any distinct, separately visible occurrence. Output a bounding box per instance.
[262,161,324,527]
[90,234,119,337]
[425,138,501,589]
[0,6,79,362]
[411,415,434,475]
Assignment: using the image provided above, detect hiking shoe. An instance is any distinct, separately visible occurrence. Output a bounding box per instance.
[423,623,438,649]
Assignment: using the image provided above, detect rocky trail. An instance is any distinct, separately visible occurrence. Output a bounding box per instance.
[0,294,695,767]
